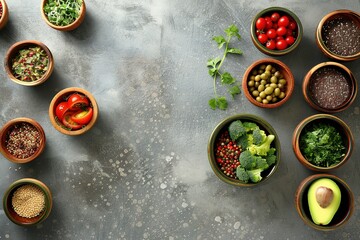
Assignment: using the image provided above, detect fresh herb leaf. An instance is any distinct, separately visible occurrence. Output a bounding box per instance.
[221,72,235,85]
[208,98,217,110]
[213,35,227,49]
[225,24,241,40]
[216,97,228,110]
[227,48,243,54]
[228,85,241,98]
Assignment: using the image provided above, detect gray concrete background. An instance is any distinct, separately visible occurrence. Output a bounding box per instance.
[0,0,359,239]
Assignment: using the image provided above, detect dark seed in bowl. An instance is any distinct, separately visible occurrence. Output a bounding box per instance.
[322,16,360,56]
[308,66,351,110]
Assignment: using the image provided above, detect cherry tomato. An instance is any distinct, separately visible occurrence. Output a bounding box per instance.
[266,29,277,39]
[276,39,288,50]
[256,17,266,30]
[276,36,284,42]
[276,26,287,36]
[278,16,290,27]
[285,36,295,45]
[62,112,83,130]
[286,29,294,37]
[257,33,268,44]
[271,12,280,22]
[288,21,297,30]
[70,107,93,125]
[256,29,261,36]
[265,19,273,30]
[67,93,90,110]
[55,101,70,121]
[266,40,276,50]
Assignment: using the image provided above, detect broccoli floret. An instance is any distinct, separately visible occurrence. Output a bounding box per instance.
[255,156,269,170]
[229,120,246,141]
[265,148,277,166]
[253,128,267,145]
[248,135,275,156]
[239,150,256,170]
[236,134,253,149]
[243,122,258,132]
[247,168,263,183]
[236,166,249,183]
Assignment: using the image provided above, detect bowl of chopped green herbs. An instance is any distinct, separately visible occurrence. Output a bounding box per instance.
[292,114,354,171]
[4,40,54,86]
[41,0,86,31]
[208,114,281,187]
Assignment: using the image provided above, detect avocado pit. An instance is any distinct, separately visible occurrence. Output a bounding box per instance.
[316,186,334,208]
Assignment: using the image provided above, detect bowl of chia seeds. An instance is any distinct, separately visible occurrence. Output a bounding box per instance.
[302,62,357,113]
[3,178,52,226]
[0,118,46,163]
[0,0,9,30]
[316,10,360,61]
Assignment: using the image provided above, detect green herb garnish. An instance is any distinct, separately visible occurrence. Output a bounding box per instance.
[207,24,243,110]
[12,46,49,82]
[43,0,82,26]
[299,122,346,167]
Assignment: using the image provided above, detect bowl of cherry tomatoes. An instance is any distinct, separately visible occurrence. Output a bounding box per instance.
[251,7,303,56]
[49,87,98,136]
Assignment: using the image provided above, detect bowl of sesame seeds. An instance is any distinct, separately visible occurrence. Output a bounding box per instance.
[0,117,46,163]
[316,10,360,61]
[3,178,52,226]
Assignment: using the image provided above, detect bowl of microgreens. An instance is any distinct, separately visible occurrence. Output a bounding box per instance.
[0,0,9,30]
[41,0,86,31]
[208,114,281,187]
[4,40,54,86]
[292,114,354,171]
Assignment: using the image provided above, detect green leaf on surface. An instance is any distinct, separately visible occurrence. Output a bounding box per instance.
[221,72,235,85]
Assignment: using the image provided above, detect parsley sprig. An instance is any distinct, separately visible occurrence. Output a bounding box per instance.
[207,25,243,110]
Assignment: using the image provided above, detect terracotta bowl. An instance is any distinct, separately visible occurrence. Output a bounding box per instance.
[292,114,353,172]
[242,58,294,108]
[250,6,303,56]
[316,10,360,61]
[0,118,46,164]
[4,40,54,86]
[3,178,52,226]
[207,114,281,187]
[295,174,354,231]
[0,0,9,30]
[41,0,86,31]
[49,87,99,136]
[302,62,357,113]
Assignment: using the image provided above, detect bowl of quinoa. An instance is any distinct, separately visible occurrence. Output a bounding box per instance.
[4,40,54,86]
[0,118,46,163]
[3,178,52,226]
[316,10,360,61]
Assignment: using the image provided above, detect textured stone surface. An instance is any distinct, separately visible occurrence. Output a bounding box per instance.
[0,0,359,239]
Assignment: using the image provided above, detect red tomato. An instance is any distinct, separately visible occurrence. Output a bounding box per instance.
[70,107,93,125]
[286,29,294,37]
[285,36,295,45]
[67,93,90,110]
[276,26,287,36]
[278,16,290,27]
[55,101,70,120]
[276,36,284,42]
[288,21,297,30]
[256,29,261,36]
[271,12,280,22]
[266,29,277,39]
[276,39,288,50]
[257,33,268,44]
[265,19,273,30]
[62,112,83,130]
[256,17,267,30]
[266,40,276,50]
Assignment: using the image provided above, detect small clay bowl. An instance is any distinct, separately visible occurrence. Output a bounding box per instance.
[302,62,357,113]
[316,10,360,61]
[295,174,354,231]
[3,178,52,226]
[4,40,54,86]
[0,0,9,30]
[0,118,46,164]
[49,87,99,136]
[292,114,353,172]
[208,114,281,187]
[242,58,294,108]
[250,7,303,56]
[41,0,86,31]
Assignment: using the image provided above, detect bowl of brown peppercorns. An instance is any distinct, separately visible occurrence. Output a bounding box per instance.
[0,117,46,163]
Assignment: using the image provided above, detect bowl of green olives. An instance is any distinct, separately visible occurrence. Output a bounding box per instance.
[242,58,294,108]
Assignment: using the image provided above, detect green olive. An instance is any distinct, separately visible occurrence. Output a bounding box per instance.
[265,65,272,72]
[260,80,267,85]
[258,84,265,92]
[256,97,262,102]
[264,70,271,78]
[272,97,278,102]
[279,92,286,99]
[274,71,281,78]
[258,69,264,74]
[249,87,255,92]
[255,75,261,81]
[254,82,260,88]
[260,73,267,80]
[266,95,272,101]
[270,76,278,83]
[264,87,274,95]
[252,70,258,75]
[259,91,266,99]
[279,79,287,85]
[270,83,277,88]
[260,64,266,70]
[265,83,270,87]
[274,88,281,96]
[278,83,284,89]
[252,90,259,97]
[262,99,269,104]
[271,68,276,73]
[250,75,255,81]
[248,80,255,87]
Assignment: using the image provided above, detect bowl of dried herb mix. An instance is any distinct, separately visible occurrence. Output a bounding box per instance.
[3,178,52,226]
[292,114,354,172]
[0,0,9,30]
[4,40,54,86]
[41,0,86,31]
[0,117,46,163]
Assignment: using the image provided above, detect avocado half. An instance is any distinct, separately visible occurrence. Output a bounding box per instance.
[308,178,341,225]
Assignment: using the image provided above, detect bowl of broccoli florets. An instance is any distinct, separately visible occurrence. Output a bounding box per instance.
[207,114,281,186]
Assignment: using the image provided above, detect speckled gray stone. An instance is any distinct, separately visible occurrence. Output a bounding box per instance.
[0,0,359,239]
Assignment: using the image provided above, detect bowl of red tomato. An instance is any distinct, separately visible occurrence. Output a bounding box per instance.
[251,7,303,56]
[49,87,98,135]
